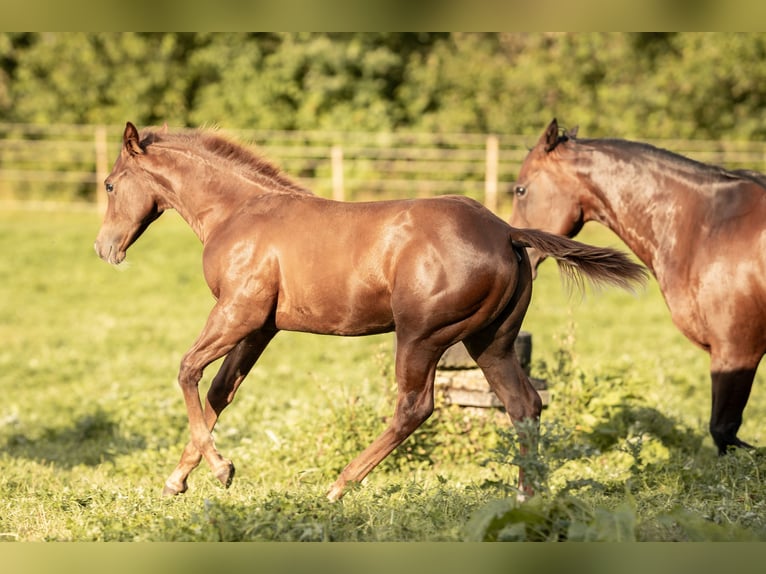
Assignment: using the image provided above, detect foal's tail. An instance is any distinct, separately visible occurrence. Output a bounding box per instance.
[510,227,648,293]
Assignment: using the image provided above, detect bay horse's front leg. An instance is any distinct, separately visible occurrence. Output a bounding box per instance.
[163,329,276,496]
[709,354,757,454]
[163,302,258,495]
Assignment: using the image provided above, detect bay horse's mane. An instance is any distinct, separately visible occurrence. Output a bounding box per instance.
[140,127,313,195]
[567,134,765,187]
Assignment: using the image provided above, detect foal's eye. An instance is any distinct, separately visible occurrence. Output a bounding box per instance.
[105,182,114,193]
[514,185,527,197]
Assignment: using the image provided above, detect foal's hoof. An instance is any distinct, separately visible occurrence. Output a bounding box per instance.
[215,462,235,488]
[326,483,345,502]
[162,479,188,497]
[326,479,363,501]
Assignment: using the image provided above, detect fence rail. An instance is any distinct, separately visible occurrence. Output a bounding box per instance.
[2,122,766,214]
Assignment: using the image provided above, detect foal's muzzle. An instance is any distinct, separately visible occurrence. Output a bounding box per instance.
[94,208,163,266]
[94,240,126,265]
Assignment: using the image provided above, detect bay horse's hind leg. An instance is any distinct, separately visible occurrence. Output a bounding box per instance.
[326,337,442,501]
[464,326,543,497]
[163,329,276,496]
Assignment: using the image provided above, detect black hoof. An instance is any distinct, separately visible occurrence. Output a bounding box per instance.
[215,462,235,488]
[717,438,754,456]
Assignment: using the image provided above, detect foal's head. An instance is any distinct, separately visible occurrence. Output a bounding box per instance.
[94,122,165,265]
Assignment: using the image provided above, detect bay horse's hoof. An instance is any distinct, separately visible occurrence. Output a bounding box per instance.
[718,438,755,455]
[736,437,755,449]
[215,462,235,488]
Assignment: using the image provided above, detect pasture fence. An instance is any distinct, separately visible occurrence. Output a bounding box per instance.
[2,122,766,214]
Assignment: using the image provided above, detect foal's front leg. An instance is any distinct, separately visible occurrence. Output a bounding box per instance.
[163,329,276,496]
[163,302,256,494]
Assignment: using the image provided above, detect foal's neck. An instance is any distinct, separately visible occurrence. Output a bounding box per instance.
[152,146,292,244]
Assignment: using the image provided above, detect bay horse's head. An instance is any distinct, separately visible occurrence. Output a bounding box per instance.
[94,122,165,265]
[509,118,586,275]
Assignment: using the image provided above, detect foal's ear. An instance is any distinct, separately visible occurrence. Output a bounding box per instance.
[123,121,145,156]
[541,118,559,152]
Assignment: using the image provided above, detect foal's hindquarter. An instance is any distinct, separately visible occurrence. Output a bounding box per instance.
[166,194,539,500]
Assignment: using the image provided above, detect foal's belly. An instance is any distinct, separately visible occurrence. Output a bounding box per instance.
[274,282,396,336]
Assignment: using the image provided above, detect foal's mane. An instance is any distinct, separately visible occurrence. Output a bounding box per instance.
[141,127,312,195]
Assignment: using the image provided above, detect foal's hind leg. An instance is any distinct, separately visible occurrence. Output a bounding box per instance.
[163,329,276,496]
[464,326,543,497]
[326,337,441,501]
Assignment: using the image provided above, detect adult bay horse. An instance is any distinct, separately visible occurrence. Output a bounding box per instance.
[510,118,766,455]
[94,122,646,500]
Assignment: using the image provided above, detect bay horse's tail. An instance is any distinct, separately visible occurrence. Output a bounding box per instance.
[511,227,648,292]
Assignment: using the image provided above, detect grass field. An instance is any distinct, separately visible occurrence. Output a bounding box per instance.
[2,205,766,542]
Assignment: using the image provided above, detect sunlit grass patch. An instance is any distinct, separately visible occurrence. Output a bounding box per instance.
[3,209,766,541]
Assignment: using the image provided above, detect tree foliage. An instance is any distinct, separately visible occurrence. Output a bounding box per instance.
[2,32,766,139]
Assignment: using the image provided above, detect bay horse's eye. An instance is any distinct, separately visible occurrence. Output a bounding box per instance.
[514,185,527,198]
[105,182,114,193]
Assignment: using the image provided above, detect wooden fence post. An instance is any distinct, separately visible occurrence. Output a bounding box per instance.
[331,145,344,201]
[94,125,108,213]
[484,134,499,212]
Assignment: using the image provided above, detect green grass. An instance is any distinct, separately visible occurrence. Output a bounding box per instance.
[2,207,766,541]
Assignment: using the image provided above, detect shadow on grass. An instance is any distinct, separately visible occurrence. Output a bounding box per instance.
[2,408,146,467]
[586,403,705,453]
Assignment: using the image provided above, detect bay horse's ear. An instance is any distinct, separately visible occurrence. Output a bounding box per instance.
[541,118,559,152]
[123,121,145,156]
[567,125,579,139]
